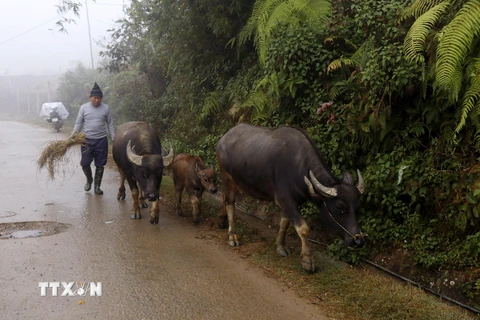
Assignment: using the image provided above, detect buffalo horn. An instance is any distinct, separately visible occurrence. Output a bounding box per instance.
[162,143,174,167]
[126,140,143,166]
[304,176,316,196]
[356,169,365,194]
[307,170,337,198]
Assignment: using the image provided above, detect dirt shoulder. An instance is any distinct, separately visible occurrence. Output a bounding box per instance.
[154,175,477,320]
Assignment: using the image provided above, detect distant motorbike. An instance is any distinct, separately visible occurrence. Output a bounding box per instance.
[46,110,63,132]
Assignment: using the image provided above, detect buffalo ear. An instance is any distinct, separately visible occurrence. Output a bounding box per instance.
[342,171,354,184]
[208,162,214,169]
[195,164,201,176]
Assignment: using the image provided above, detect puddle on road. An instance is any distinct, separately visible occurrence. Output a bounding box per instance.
[0,221,72,239]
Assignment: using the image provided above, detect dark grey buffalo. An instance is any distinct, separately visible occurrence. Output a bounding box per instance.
[216,123,365,272]
[172,153,217,224]
[112,121,174,224]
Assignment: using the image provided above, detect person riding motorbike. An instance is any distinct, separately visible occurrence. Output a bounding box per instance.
[46,108,63,132]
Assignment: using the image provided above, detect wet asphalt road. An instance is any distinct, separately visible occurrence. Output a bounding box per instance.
[0,121,327,320]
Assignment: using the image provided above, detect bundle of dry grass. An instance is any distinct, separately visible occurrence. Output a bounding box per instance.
[37,133,86,179]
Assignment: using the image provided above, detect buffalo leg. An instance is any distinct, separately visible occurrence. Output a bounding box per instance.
[218,173,232,229]
[149,199,160,224]
[126,177,141,219]
[174,179,184,217]
[279,200,316,272]
[219,173,239,246]
[294,219,316,273]
[226,202,239,246]
[186,188,203,224]
[275,217,291,257]
[190,194,201,224]
[138,188,148,209]
[117,169,126,201]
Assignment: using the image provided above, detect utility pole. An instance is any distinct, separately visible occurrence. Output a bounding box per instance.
[27,86,31,115]
[85,0,95,69]
[16,88,20,114]
[5,69,13,94]
[36,85,40,115]
[47,81,51,102]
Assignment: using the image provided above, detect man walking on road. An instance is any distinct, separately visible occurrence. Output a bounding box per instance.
[72,82,115,195]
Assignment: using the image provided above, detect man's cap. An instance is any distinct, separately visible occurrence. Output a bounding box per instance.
[90,82,103,97]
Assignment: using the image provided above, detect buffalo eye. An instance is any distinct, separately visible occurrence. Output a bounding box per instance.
[337,204,347,215]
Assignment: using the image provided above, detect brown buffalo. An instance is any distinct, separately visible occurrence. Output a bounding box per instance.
[172,154,217,224]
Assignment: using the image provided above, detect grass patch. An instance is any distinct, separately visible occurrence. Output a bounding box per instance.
[251,245,475,319]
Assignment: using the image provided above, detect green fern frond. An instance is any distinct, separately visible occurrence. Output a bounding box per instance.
[303,0,333,16]
[327,60,343,73]
[327,58,356,73]
[455,59,480,132]
[474,129,480,147]
[324,36,358,51]
[403,2,450,63]
[201,92,225,120]
[244,90,266,108]
[264,2,297,39]
[328,80,347,100]
[401,0,448,21]
[252,103,275,124]
[468,58,480,73]
[243,89,277,125]
[407,122,426,137]
[254,74,274,91]
[326,40,373,74]
[238,0,272,45]
[436,0,480,99]
[350,39,375,69]
[238,0,332,64]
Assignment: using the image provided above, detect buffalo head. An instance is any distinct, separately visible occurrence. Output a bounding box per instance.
[126,140,174,201]
[195,163,217,194]
[304,170,366,247]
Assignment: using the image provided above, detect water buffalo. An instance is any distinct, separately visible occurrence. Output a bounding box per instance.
[172,153,217,224]
[216,123,365,272]
[112,121,174,224]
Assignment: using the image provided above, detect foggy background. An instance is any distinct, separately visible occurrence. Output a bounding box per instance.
[0,0,130,115]
[1,0,129,76]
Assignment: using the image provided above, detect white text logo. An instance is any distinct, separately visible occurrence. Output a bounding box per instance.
[38,282,102,297]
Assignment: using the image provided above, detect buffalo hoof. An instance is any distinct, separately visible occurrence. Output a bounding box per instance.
[276,247,290,257]
[130,212,142,219]
[228,234,239,247]
[150,215,159,224]
[117,194,126,201]
[301,256,317,273]
[192,215,204,225]
[139,201,148,209]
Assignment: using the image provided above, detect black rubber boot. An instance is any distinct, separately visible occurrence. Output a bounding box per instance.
[82,166,93,191]
[94,167,104,195]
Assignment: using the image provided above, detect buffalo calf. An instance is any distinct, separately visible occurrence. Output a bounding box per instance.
[172,153,217,224]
